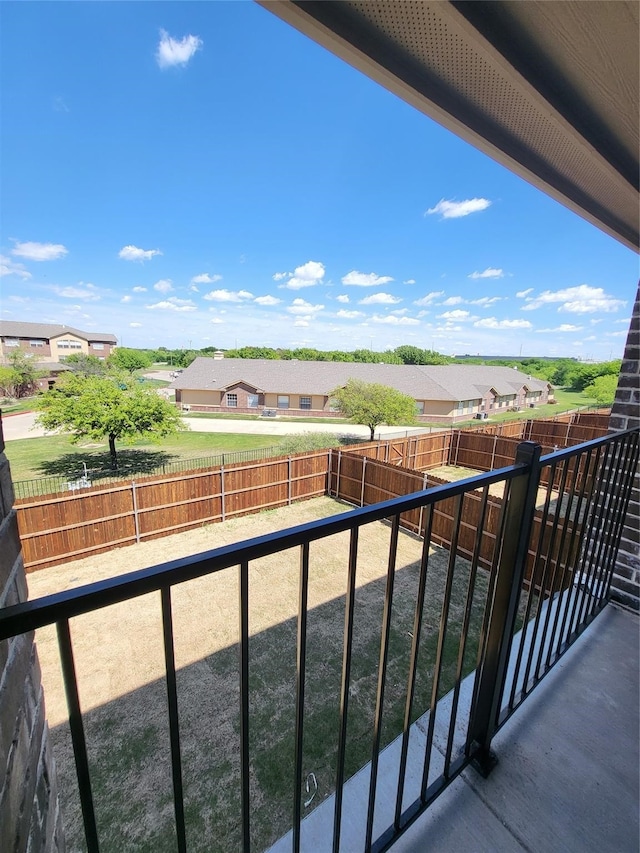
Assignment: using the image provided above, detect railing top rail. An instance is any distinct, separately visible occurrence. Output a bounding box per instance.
[539,425,638,464]
[0,459,528,640]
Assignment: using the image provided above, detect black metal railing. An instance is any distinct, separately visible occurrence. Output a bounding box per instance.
[0,428,637,853]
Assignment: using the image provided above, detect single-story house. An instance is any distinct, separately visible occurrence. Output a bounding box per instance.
[170,357,552,423]
[0,321,117,364]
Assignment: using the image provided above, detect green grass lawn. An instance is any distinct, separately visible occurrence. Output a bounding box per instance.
[5,431,287,484]
[0,396,40,415]
[185,411,353,425]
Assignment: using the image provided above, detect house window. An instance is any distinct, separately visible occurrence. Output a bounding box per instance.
[57,339,82,349]
[92,343,104,350]
[247,394,259,408]
[30,340,45,347]
[277,395,289,409]
[227,393,238,407]
[415,401,424,415]
[300,396,312,410]
[4,339,19,347]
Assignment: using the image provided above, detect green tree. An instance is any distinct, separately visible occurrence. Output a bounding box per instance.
[108,347,151,374]
[584,374,617,405]
[36,373,185,469]
[330,379,417,440]
[62,353,108,376]
[0,351,43,398]
[394,345,450,365]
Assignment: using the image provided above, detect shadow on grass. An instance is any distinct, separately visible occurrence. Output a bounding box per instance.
[47,543,490,853]
[36,448,179,479]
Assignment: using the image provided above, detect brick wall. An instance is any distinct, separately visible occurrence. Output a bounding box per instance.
[609,285,639,610]
[0,415,65,852]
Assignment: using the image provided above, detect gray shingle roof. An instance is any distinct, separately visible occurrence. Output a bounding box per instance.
[171,358,549,402]
[0,321,117,344]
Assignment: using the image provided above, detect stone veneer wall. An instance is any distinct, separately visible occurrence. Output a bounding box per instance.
[608,285,640,610]
[0,415,65,852]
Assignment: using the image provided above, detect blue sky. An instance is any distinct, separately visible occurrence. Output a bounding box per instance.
[1,2,637,359]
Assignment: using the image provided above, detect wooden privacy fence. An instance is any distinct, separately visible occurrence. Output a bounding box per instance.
[17,451,331,571]
[328,451,579,595]
[15,419,603,573]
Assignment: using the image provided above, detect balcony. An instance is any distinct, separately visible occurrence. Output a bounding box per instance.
[0,426,637,852]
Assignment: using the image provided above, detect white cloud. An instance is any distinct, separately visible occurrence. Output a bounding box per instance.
[522,284,625,314]
[535,324,582,333]
[52,96,70,113]
[156,29,202,69]
[468,267,504,279]
[606,330,627,338]
[469,296,503,306]
[119,245,162,262]
[294,319,309,327]
[132,286,147,293]
[442,296,463,306]
[336,309,365,319]
[203,289,253,302]
[516,288,533,298]
[287,298,324,316]
[54,283,100,301]
[341,270,394,287]
[12,240,68,261]
[371,315,419,326]
[413,291,444,306]
[254,295,281,306]
[359,293,401,305]
[272,272,289,281]
[336,294,350,304]
[210,318,224,325]
[146,298,196,312]
[474,317,532,329]
[425,198,491,219]
[404,279,416,285]
[278,260,325,290]
[154,279,173,293]
[121,295,132,303]
[191,273,222,285]
[439,309,470,320]
[0,254,31,279]
[130,322,143,328]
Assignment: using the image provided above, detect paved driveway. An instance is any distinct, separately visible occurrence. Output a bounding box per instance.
[1,411,434,442]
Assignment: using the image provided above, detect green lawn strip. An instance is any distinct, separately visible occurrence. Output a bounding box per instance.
[449,388,600,429]
[5,432,286,484]
[0,396,40,415]
[184,412,355,425]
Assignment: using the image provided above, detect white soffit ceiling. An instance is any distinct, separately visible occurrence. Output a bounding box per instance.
[260,0,639,252]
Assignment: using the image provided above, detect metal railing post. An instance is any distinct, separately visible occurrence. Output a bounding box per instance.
[467,440,542,775]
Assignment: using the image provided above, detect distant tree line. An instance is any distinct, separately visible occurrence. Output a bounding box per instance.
[141,345,452,368]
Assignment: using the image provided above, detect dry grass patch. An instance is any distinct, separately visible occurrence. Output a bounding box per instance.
[29,496,490,853]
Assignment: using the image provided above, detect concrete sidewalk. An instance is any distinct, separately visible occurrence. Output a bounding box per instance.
[1,410,433,441]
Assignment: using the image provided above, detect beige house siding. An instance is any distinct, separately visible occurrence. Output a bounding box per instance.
[182,389,221,407]
[49,333,88,360]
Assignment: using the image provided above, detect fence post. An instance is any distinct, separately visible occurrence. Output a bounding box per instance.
[490,434,498,470]
[287,457,292,506]
[220,466,226,521]
[336,451,342,500]
[418,472,428,536]
[360,456,367,507]
[131,480,141,543]
[467,440,542,775]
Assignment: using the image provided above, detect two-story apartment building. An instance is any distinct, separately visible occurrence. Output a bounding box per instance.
[0,321,117,364]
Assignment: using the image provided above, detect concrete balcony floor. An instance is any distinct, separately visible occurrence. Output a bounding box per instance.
[391,603,639,853]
